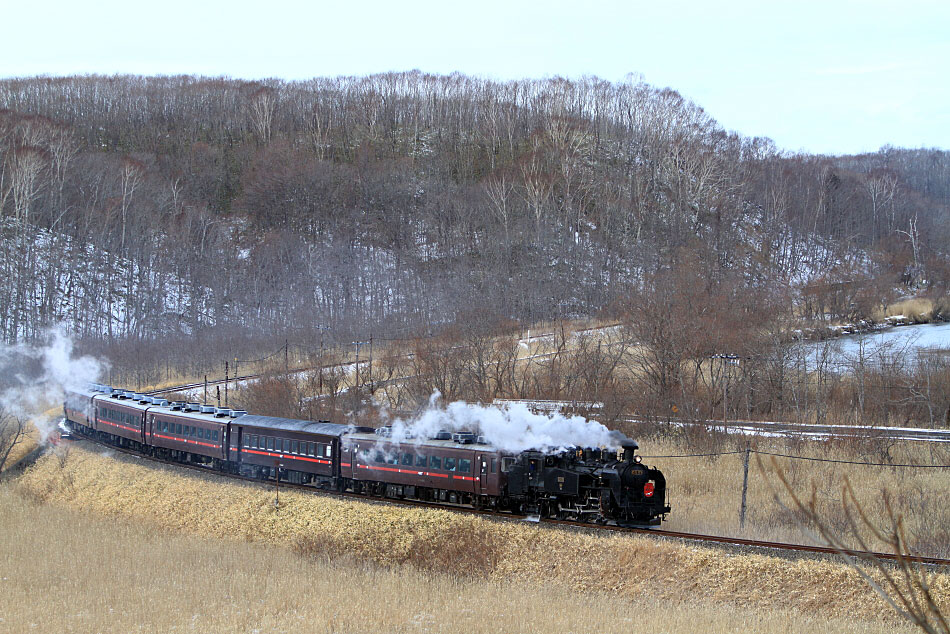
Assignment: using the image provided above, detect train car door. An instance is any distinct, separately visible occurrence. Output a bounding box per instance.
[234,426,243,464]
[477,453,490,495]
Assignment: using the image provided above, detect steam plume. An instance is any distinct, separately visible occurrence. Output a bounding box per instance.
[0,325,106,443]
[381,392,633,454]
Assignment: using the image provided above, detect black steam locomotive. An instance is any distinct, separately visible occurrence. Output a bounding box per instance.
[63,384,670,526]
[505,443,668,524]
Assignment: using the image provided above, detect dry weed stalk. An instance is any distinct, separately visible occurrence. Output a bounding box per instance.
[769,457,949,633]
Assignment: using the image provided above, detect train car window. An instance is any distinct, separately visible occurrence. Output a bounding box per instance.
[212,430,219,442]
[250,435,257,449]
[401,453,413,466]
[267,437,275,451]
[291,440,298,454]
[415,455,427,467]
[459,459,471,473]
[243,435,250,448]
[324,445,331,458]
[374,452,384,463]
[388,454,399,465]
[444,457,456,471]
[176,424,182,435]
[430,456,441,470]
[490,459,497,473]
[198,428,205,440]
[501,457,515,473]
[305,442,313,456]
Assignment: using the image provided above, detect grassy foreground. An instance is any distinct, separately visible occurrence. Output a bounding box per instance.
[0,484,915,634]
[633,433,950,558]
[6,444,949,632]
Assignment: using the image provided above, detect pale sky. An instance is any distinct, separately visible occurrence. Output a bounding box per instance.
[3,0,948,155]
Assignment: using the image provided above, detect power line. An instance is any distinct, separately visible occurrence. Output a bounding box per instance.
[641,448,950,468]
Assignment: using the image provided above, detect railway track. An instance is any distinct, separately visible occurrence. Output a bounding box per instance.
[67,426,950,568]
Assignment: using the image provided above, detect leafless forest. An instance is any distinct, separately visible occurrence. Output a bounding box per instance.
[1,72,949,425]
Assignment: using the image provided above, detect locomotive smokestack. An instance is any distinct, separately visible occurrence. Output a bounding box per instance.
[621,439,638,462]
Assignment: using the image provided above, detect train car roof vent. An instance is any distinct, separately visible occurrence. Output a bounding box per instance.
[229,410,247,418]
[199,405,216,414]
[476,435,487,445]
[214,408,231,417]
[138,395,152,404]
[185,402,200,412]
[432,429,452,441]
[376,425,392,437]
[154,399,169,407]
[170,401,184,410]
[453,431,477,444]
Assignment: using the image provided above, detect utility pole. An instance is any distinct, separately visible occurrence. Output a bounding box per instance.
[285,339,289,374]
[204,375,208,404]
[739,442,751,529]
[224,361,229,407]
[216,385,221,407]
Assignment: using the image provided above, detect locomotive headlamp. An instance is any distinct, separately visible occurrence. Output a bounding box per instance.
[634,455,642,464]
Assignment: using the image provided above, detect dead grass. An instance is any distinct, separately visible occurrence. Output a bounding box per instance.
[632,432,950,558]
[0,484,915,634]
[11,444,950,627]
[884,298,936,323]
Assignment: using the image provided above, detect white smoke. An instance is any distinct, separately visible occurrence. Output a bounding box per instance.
[0,325,106,444]
[380,392,631,454]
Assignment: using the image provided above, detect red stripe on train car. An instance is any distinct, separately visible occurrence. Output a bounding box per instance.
[153,433,220,449]
[96,419,140,433]
[243,449,331,465]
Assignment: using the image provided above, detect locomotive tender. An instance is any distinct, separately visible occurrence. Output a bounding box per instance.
[64,384,670,525]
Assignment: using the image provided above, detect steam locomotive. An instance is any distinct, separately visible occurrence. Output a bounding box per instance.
[64,384,670,525]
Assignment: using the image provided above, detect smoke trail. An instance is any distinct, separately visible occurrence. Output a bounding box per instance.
[380,392,633,454]
[0,325,106,444]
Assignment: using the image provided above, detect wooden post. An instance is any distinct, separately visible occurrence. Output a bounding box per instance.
[204,375,208,403]
[285,339,289,374]
[739,442,751,529]
[216,385,221,407]
[224,361,229,407]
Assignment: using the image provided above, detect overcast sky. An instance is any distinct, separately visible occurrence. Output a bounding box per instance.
[3,0,947,155]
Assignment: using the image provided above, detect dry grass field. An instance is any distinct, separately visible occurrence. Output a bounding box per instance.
[8,443,950,632]
[0,484,918,634]
[626,432,950,558]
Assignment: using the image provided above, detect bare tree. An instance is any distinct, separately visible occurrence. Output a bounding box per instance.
[249,86,277,145]
[773,465,949,633]
[0,406,27,473]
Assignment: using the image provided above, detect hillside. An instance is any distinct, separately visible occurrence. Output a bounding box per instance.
[1,73,948,354]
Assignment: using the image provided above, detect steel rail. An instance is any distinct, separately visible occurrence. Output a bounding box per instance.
[67,427,950,568]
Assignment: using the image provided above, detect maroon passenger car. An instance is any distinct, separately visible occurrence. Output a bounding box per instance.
[342,430,503,505]
[92,390,153,447]
[147,401,239,464]
[229,415,372,485]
